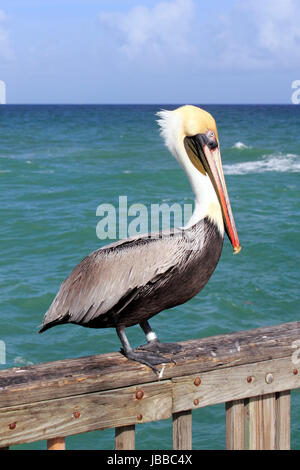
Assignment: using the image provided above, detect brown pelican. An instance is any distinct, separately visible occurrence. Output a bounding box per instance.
[40,105,241,372]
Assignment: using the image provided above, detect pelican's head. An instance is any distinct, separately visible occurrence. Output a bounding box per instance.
[157,105,241,254]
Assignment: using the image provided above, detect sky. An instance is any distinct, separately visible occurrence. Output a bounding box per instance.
[0,0,299,104]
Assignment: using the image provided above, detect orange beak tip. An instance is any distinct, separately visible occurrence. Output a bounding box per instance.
[233,245,242,255]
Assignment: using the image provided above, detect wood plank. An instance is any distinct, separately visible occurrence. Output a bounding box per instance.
[225,400,245,450]
[47,437,66,450]
[115,425,135,450]
[243,392,290,450]
[172,411,192,450]
[248,396,264,449]
[172,357,300,412]
[0,381,172,447]
[0,321,299,408]
[275,391,290,450]
[262,393,276,450]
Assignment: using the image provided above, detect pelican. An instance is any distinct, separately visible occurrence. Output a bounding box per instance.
[40,105,241,372]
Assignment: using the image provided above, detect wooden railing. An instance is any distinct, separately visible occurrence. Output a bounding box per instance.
[0,321,300,450]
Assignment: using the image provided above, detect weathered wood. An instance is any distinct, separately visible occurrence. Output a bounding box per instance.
[0,321,299,409]
[225,400,245,450]
[243,391,291,450]
[262,393,276,449]
[172,410,192,450]
[0,322,298,449]
[0,381,172,447]
[115,425,135,450]
[275,391,290,450]
[172,357,300,412]
[47,437,66,450]
[248,396,264,449]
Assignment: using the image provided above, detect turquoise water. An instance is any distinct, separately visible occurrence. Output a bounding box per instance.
[0,104,299,449]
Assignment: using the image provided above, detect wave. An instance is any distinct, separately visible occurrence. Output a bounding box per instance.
[224,153,300,175]
[232,142,252,150]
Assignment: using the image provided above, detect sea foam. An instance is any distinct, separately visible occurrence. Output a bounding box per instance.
[232,142,252,150]
[224,153,300,175]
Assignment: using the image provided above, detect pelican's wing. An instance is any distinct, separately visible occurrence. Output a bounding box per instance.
[40,231,183,331]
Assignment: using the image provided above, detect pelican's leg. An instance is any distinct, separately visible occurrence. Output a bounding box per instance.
[116,326,173,373]
[137,320,183,354]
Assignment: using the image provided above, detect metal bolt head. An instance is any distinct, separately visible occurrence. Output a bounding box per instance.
[194,377,201,386]
[9,422,16,430]
[293,369,298,375]
[265,373,274,384]
[135,390,144,400]
[247,376,252,383]
[137,413,143,421]
[194,398,199,406]
[73,411,80,419]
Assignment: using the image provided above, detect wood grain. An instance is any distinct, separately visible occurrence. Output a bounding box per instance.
[262,393,276,449]
[172,357,299,412]
[115,425,135,450]
[0,381,172,447]
[248,396,264,449]
[0,321,299,409]
[229,391,291,450]
[172,411,192,450]
[47,437,66,450]
[225,400,245,450]
[275,391,290,450]
[0,321,298,449]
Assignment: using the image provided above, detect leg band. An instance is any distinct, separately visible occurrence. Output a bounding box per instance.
[146,331,158,342]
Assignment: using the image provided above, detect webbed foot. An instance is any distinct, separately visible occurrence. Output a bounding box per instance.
[120,347,173,373]
[136,339,183,354]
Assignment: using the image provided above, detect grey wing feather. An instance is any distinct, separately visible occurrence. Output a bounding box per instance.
[41,232,183,330]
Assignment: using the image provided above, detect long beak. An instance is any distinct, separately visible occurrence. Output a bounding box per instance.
[199,140,241,254]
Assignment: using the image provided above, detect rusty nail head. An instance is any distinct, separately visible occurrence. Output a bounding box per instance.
[194,398,199,406]
[9,422,16,430]
[136,390,144,400]
[73,411,80,419]
[137,413,143,421]
[247,376,252,383]
[194,377,201,386]
[293,369,298,375]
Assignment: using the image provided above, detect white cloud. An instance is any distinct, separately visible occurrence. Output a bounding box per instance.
[98,0,197,66]
[218,0,300,69]
[254,0,300,59]
[97,0,300,71]
[0,9,13,60]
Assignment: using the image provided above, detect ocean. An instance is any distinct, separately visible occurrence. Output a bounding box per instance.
[0,104,299,449]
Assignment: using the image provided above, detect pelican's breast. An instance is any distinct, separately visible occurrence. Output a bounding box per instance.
[109,217,224,327]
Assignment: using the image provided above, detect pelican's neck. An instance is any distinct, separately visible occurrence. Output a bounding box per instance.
[177,140,223,233]
[157,109,224,234]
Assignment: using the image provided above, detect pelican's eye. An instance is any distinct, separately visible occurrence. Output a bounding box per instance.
[205,130,218,150]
